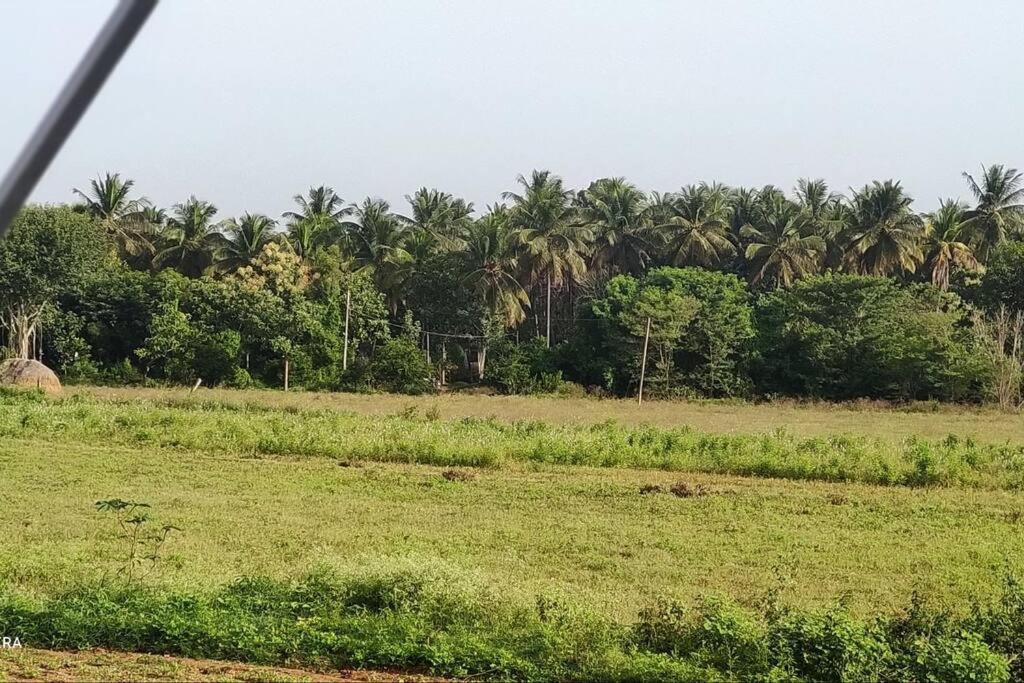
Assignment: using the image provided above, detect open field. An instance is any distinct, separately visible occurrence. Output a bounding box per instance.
[1,387,1022,679]
[79,385,1024,444]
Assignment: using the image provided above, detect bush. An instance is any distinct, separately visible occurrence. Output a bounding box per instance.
[485,338,561,395]
[370,337,433,395]
[753,274,987,402]
[0,567,1013,682]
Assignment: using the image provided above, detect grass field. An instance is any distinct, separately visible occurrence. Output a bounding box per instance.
[79,385,1024,444]
[1,387,1022,679]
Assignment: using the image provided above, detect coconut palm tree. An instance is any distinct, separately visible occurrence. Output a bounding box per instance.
[346,198,413,313]
[575,177,654,277]
[218,213,278,273]
[154,197,226,277]
[73,172,155,259]
[462,206,530,328]
[652,182,736,268]
[405,187,474,251]
[794,178,845,268]
[741,195,825,288]
[503,170,590,346]
[841,181,924,277]
[961,164,1024,261]
[282,185,350,257]
[921,199,980,291]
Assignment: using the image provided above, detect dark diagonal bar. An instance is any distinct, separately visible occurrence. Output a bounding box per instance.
[0,0,157,237]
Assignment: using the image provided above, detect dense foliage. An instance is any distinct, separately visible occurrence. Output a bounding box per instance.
[5,165,1024,401]
[0,561,1019,681]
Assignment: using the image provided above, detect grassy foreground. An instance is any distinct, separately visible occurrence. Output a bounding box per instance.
[0,387,1022,680]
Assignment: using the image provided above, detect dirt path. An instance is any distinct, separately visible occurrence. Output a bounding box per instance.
[0,648,444,682]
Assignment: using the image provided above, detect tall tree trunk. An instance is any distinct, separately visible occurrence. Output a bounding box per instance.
[546,273,552,348]
[6,304,41,360]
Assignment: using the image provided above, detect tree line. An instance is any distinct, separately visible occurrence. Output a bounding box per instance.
[2,165,1024,403]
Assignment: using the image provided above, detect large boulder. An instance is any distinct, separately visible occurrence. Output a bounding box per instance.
[0,358,61,394]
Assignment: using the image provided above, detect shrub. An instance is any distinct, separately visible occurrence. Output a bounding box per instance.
[370,337,433,395]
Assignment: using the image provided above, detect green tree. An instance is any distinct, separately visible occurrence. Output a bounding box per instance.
[73,172,156,260]
[652,182,736,269]
[741,194,825,288]
[282,185,349,257]
[504,170,590,346]
[961,164,1024,261]
[218,213,278,273]
[0,206,106,359]
[575,177,654,277]
[154,197,226,277]
[347,198,414,314]
[462,206,530,328]
[921,200,979,291]
[841,181,924,277]
[405,187,474,251]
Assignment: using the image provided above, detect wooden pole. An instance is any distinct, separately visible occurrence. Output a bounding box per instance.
[342,287,351,371]
[425,331,431,364]
[638,317,652,406]
[441,341,447,386]
[283,357,289,391]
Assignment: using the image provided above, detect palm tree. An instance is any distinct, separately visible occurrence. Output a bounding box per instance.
[841,180,924,277]
[652,182,736,268]
[154,197,226,277]
[346,198,413,313]
[282,186,349,257]
[921,199,979,291]
[794,178,844,268]
[503,170,590,346]
[73,172,155,258]
[961,164,1024,261]
[575,177,654,277]
[463,206,530,328]
[218,213,278,273]
[405,187,474,251]
[740,194,825,288]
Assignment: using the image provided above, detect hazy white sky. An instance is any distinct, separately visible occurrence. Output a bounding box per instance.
[2,0,1022,219]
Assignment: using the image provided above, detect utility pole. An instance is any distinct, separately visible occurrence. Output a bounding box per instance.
[638,317,652,406]
[546,273,552,347]
[425,331,431,363]
[342,287,351,371]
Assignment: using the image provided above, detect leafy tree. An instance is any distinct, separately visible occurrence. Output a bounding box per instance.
[754,274,984,400]
[977,241,1024,313]
[591,274,700,395]
[370,336,433,394]
[154,197,226,277]
[0,206,106,359]
[962,164,1024,261]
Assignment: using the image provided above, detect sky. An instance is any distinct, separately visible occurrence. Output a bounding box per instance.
[1,0,1023,219]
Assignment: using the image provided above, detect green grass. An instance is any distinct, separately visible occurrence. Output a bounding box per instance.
[81,384,1024,444]
[5,390,1024,489]
[1,387,1023,680]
